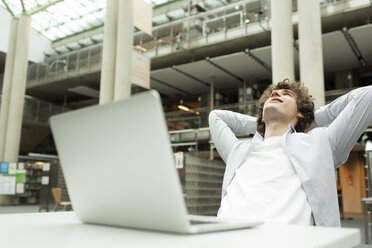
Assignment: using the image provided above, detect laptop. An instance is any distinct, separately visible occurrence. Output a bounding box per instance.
[50,90,263,234]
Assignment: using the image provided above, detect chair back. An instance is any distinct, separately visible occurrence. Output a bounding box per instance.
[52,187,62,204]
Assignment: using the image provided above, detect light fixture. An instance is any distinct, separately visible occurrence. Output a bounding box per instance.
[178,105,191,112]
[178,105,200,115]
[244,19,250,24]
[135,44,147,52]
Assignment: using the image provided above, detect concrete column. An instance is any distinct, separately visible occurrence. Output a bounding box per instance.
[99,0,118,105]
[243,81,247,114]
[4,15,31,162]
[270,0,295,83]
[298,0,325,108]
[210,76,214,111]
[114,0,133,101]
[0,18,18,161]
[209,76,214,160]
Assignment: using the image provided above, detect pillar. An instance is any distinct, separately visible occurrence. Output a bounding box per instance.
[99,0,118,105]
[298,0,325,108]
[209,76,214,160]
[271,0,295,83]
[114,0,133,101]
[210,76,214,111]
[0,18,18,161]
[3,15,31,162]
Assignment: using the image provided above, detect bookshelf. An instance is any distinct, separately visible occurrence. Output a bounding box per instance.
[0,160,57,206]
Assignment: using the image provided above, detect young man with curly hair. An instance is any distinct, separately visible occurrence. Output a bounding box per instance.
[209,79,372,226]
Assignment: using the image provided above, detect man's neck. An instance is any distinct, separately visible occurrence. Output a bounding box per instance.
[264,121,293,139]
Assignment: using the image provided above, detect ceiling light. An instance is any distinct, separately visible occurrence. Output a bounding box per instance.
[245,19,250,24]
[178,105,191,112]
[178,105,200,115]
[135,44,147,52]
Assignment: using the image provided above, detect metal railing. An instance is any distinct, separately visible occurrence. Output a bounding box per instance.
[0,95,68,125]
[166,100,258,131]
[27,45,102,88]
[136,0,270,55]
[26,0,360,88]
[27,0,270,87]
[165,87,359,130]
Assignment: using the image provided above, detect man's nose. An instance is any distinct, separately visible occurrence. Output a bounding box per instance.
[271,90,281,97]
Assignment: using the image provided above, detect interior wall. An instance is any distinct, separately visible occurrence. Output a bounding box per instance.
[339,151,367,218]
[0,7,51,63]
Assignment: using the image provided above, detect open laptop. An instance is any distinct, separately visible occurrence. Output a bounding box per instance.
[50,90,263,234]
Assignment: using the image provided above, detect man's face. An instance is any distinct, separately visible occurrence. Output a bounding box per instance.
[262,89,302,124]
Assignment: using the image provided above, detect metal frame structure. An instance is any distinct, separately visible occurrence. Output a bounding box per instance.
[0,0,245,44]
[0,0,185,41]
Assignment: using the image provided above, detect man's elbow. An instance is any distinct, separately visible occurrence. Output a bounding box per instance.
[208,110,220,124]
[361,86,372,106]
[366,85,372,99]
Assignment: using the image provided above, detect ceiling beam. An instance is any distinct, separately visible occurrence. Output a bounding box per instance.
[205,57,245,84]
[27,0,64,16]
[244,49,271,72]
[151,76,191,95]
[341,27,367,67]
[19,0,25,13]
[52,25,104,49]
[171,66,210,88]
[2,0,15,16]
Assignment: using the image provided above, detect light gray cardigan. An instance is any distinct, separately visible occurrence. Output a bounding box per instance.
[209,86,372,227]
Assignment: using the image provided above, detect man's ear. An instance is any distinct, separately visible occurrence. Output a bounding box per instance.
[296,112,304,119]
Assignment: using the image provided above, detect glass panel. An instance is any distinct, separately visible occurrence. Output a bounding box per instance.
[23,97,38,121]
[38,102,51,123]
[0,0,108,41]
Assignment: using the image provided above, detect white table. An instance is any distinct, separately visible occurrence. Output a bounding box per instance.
[0,212,361,248]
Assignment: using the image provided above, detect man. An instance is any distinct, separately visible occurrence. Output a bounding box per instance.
[209,79,372,226]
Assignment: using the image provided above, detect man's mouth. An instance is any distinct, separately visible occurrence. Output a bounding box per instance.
[269,98,283,103]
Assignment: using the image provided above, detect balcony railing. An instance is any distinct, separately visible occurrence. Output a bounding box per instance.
[0,95,68,125]
[136,0,273,58]
[27,45,102,88]
[26,0,361,89]
[165,87,357,131]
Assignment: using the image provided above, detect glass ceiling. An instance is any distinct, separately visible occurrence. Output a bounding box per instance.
[0,0,171,41]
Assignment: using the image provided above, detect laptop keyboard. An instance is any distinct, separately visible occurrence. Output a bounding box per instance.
[189,220,215,225]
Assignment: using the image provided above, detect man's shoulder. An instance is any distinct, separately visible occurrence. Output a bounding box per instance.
[291,127,327,138]
[306,127,327,135]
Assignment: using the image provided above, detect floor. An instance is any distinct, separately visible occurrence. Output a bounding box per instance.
[0,205,372,247]
[341,218,372,248]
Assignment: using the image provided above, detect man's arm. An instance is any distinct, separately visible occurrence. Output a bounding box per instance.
[314,86,372,166]
[209,110,257,163]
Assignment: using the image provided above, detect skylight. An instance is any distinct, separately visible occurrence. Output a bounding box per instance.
[0,0,171,41]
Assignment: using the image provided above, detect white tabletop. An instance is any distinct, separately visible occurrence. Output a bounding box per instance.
[0,212,361,248]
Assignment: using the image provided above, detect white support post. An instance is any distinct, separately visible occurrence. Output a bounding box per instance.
[4,15,31,162]
[270,0,295,83]
[298,0,325,108]
[99,0,119,105]
[0,18,18,161]
[114,0,133,101]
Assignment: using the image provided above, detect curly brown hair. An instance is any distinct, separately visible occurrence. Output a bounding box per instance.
[256,79,315,136]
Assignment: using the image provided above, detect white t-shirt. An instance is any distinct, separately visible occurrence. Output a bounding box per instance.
[218,136,312,225]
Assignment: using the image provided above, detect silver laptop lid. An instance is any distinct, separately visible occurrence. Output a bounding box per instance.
[50,90,190,233]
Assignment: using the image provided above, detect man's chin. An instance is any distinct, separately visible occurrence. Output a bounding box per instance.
[263,108,294,123]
